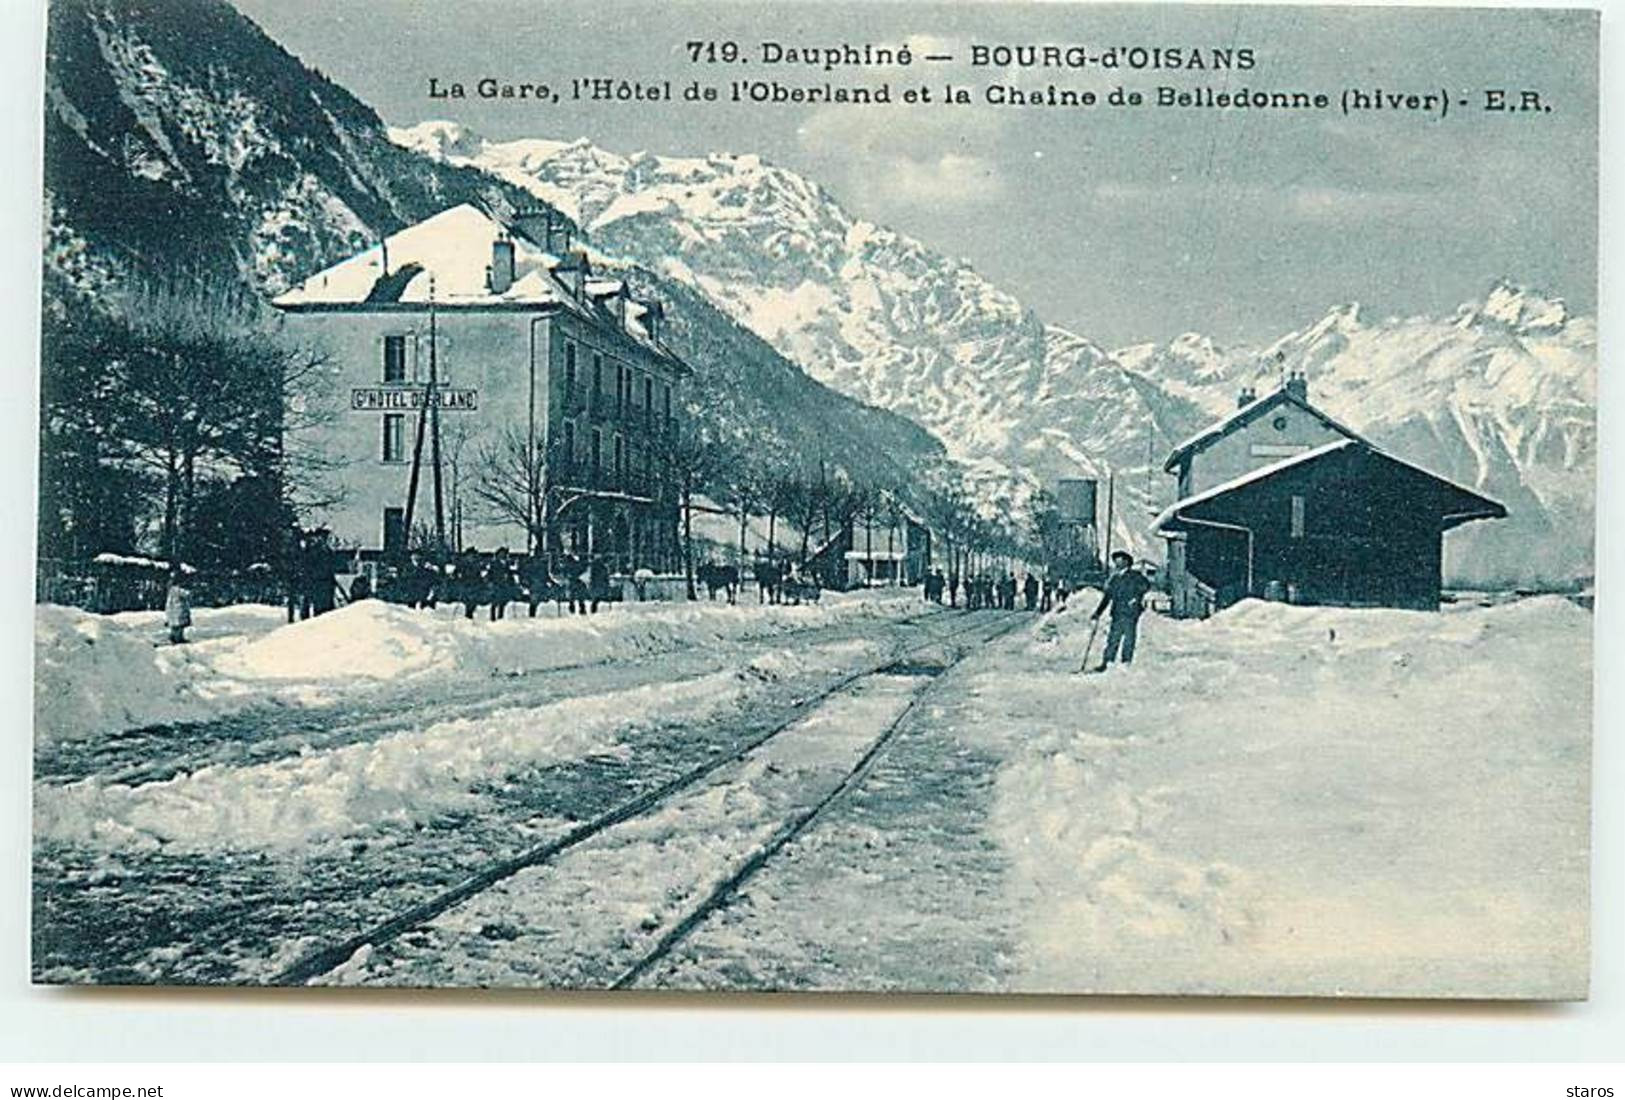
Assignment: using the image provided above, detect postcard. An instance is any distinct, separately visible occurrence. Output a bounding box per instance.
[32,0,1596,997]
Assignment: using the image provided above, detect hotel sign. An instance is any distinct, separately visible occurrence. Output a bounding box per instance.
[351,387,479,412]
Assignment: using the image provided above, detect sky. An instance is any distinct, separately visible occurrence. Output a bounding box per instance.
[230,0,1597,348]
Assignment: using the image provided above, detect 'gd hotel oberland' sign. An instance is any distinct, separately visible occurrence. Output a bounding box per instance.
[351,388,479,412]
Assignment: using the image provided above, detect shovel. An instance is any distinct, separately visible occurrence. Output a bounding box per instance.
[1076,616,1103,674]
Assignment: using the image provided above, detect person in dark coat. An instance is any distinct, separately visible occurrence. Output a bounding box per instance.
[1090,551,1153,670]
[487,549,519,621]
[588,556,610,614]
[282,530,308,623]
[307,533,336,616]
[565,555,589,615]
[349,572,372,602]
[453,550,483,620]
[1023,572,1040,611]
[523,554,551,618]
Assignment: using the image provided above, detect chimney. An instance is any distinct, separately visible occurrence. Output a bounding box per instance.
[512,207,560,254]
[1284,370,1307,402]
[557,249,591,300]
[1236,385,1257,408]
[489,236,515,295]
[639,298,664,342]
[615,285,629,329]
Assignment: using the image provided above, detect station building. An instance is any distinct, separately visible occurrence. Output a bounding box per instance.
[272,203,688,571]
[1155,373,1507,616]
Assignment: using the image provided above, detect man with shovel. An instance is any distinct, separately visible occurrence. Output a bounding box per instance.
[1083,550,1152,673]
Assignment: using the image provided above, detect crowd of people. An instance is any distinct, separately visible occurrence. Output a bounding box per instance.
[161,527,1156,676]
[921,567,1074,613]
[917,551,1157,673]
[363,549,617,621]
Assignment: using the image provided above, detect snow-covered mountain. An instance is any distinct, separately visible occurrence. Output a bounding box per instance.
[391,122,1210,545]
[1117,284,1596,583]
[41,0,945,525]
[393,122,1596,583]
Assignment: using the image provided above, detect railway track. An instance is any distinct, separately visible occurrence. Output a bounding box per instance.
[272,611,1026,987]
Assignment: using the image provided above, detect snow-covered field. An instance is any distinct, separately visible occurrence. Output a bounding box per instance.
[32,589,919,746]
[943,595,1592,999]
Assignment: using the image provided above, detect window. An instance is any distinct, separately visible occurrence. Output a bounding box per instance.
[564,341,577,398]
[1290,494,1306,539]
[664,383,673,427]
[643,376,653,426]
[562,419,576,472]
[383,335,408,383]
[615,363,626,414]
[614,434,625,486]
[591,428,602,475]
[1272,415,1289,432]
[592,353,604,411]
[383,508,406,554]
[382,413,407,463]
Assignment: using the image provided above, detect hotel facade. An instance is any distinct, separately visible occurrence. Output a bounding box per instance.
[272,203,688,570]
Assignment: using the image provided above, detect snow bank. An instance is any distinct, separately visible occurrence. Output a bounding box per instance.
[33,605,286,746]
[953,596,1591,998]
[215,591,911,683]
[34,590,920,745]
[35,636,894,853]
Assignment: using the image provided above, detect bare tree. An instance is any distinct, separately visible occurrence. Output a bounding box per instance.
[470,425,554,555]
[655,418,722,600]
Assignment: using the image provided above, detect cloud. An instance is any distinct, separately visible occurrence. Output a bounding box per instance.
[797,102,1009,209]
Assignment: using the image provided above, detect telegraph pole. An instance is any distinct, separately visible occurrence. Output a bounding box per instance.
[1101,472,1116,568]
[429,277,446,550]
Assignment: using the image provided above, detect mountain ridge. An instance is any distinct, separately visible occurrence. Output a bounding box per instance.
[394,120,1596,583]
[41,0,947,534]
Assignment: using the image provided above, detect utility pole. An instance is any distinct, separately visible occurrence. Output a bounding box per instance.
[402,371,430,552]
[1145,419,1155,510]
[429,277,446,551]
[1101,472,1116,569]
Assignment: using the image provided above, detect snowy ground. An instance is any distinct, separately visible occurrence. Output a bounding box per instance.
[952,595,1592,999]
[31,591,1590,997]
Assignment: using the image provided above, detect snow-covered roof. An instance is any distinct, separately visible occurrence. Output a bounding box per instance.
[272,205,567,309]
[1153,438,1506,533]
[1164,382,1365,472]
[272,203,681,364]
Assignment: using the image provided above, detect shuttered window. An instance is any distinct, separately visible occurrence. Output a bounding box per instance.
[382,414,407,463]
[383,335,408,383]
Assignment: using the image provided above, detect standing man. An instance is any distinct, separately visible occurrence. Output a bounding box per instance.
[588,555,610,614]
[1090,551,1153,671]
